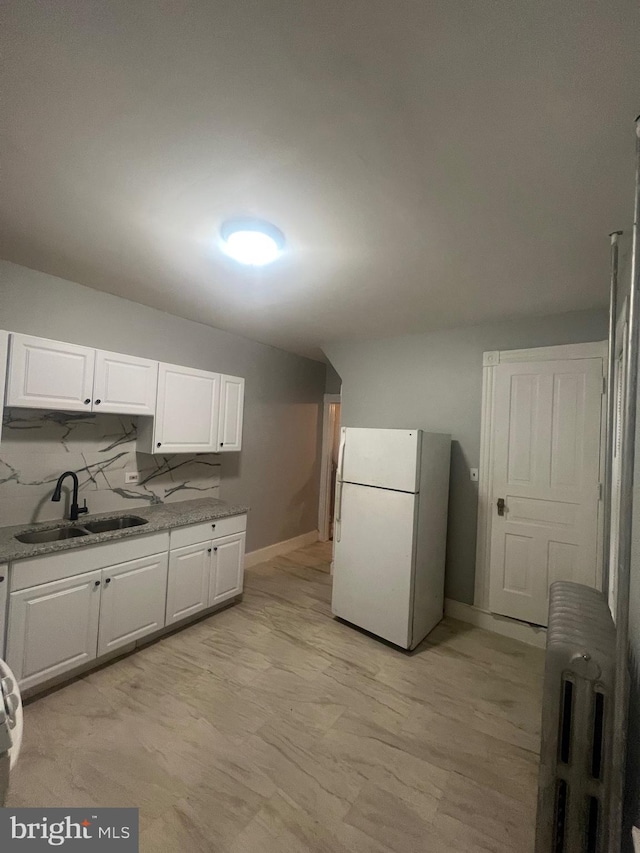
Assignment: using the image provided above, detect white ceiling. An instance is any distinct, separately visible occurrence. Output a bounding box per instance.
[2,1,638,360]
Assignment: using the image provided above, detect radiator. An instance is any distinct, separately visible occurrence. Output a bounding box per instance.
[535,581,616,853]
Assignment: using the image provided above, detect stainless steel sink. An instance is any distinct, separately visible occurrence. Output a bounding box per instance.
[15,514,149,544]
[82,515,148,534]
[16,526,88,544]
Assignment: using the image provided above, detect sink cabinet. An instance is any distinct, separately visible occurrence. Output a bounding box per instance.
[6,333,158,416]
[97,552,168,656]
[6,569,102,690]
[3,517,246,691]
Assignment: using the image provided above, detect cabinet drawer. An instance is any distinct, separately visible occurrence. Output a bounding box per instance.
[170,514,247,550]
[10,531,170,591]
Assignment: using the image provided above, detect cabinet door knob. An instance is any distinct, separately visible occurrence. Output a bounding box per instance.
[213,546,218,552]
[94,580,100,587]
[105,578,111,585]
[220,442,224,447]
[211,523,216,529]
[0,575,5,583]
[207,548,212,553]
[84,398,91,405]
[95,399,101,405]
[157,442,162,447]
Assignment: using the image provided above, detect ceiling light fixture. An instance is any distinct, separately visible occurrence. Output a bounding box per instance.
[220,218,285,266]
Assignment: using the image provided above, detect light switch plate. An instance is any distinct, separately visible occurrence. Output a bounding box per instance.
[125,472,139,485]
[470,468,479,482]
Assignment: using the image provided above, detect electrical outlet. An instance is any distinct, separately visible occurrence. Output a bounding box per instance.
[124,471,139,485]
[470,468,479,482]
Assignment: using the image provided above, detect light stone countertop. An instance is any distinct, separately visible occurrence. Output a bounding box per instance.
[0,497,249,564]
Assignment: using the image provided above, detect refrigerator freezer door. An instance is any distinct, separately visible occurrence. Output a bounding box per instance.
[332,482,416,648]
[341,428,421,492]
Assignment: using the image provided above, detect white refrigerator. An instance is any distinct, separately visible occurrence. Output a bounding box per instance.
[332,428,451,650]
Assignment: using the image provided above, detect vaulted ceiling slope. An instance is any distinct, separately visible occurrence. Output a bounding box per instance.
[1,1,638,359]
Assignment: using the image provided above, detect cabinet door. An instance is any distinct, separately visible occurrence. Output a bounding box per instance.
[6,570,101,690]
[0,566,7,660]
[209,532,245,606]
[93,350,158,415]
[0,331,8,444]
[218,374,245,452]
[155,364,220,453]
[97,553,168,657]
[166,542,212,625]
[6,334,95,412]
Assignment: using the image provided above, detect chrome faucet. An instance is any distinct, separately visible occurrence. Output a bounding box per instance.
[52,471,89,522]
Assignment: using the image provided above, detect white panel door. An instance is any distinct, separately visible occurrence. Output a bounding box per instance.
[341,428,420,492]
[6,333,95,411]
[209,532,245,605]
[93,350,158,415]
[155,363,220,453]
[218,374,244,452]
[489,358,603,625]
[97,553,168,656]
[0,566,7,659]
[332,482,416,647]
[6,570,101,689]
[166,542,212,625]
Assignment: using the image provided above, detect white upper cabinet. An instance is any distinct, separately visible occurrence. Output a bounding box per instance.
[218,374,245,452]
[93,350,158,415]
[139,363,220,454]
[6,333,95,411]
[3,332,245,455]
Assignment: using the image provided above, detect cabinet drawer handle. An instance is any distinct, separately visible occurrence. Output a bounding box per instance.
[94,580,100,587]
[95,399,101,405]
[105,578,111,584]
[84,398,91,405]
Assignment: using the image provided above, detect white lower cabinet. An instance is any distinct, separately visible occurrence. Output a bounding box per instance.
[0,565,8,659]
[167,529,246,620]
[97,552,168,656]
[210,533,245,605]
[166,542,211,625]
[6,570,102,690]
[4,515,246,690]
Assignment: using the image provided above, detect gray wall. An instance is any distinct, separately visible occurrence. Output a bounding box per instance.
[324,362,342,395]
[0,260,326,552]
[324,307,608,605]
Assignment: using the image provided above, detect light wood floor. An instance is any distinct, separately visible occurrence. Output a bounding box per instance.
[8,541,545,852]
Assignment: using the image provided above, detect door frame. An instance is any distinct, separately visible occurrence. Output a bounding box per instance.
[474,341,608,613]
[318,394,341,542]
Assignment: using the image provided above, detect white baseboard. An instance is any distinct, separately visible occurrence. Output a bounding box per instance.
[444,598,547,648]
[245,530,320,569]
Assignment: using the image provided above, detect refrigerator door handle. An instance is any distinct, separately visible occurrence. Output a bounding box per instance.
[337,429,346,480]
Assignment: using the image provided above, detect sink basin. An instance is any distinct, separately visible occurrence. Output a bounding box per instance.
[16,526,88,544]
[82,515,148,534]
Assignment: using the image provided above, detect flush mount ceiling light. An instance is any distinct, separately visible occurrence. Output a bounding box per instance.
[220,218,285,266]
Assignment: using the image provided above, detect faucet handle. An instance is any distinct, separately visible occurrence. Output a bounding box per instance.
[79,499,89,515]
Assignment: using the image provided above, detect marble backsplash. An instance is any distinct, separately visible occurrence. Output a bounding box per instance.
[0,408,221,527]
